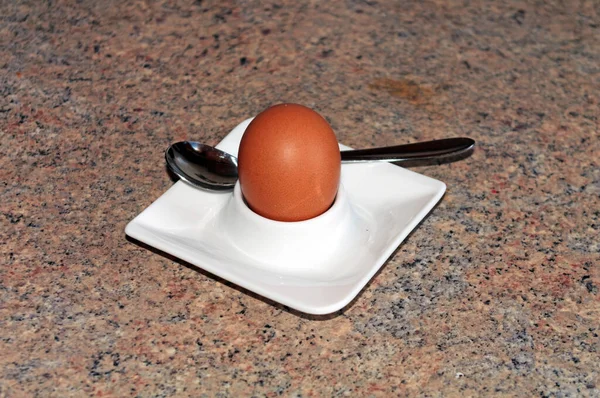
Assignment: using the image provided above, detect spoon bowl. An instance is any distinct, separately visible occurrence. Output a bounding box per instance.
[166,142,238,190]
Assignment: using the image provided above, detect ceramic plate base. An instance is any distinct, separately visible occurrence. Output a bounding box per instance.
[125,118,446,314]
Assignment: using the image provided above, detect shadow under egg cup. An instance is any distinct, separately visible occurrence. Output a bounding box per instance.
[218,182,370,280]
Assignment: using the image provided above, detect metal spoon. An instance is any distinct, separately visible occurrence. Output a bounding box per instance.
[166,137,475,191]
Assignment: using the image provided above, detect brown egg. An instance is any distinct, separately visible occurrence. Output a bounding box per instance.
[238,103,341,222]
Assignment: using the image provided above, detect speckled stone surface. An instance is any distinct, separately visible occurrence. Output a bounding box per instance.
[1,0,599,396]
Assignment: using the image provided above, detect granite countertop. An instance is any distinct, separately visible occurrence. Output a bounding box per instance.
[1,0,599,396]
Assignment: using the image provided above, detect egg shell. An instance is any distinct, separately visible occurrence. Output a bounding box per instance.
[238,104,341,222]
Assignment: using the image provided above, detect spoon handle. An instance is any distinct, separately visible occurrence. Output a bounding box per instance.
[340,137,475,166]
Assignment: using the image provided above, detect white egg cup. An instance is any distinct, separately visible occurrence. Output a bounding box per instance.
[218,181,370,279]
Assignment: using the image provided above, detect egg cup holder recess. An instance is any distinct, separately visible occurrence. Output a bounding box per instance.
[126,118,446,315]
[219,181,368,278]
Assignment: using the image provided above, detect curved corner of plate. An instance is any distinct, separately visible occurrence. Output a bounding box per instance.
[304,294,356,316]
[124,219,143,241]
[124,220,134,236]
[438,180,447,196]
[215,117,256,157]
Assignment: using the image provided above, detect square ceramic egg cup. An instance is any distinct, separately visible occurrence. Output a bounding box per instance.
[126,118,446,315]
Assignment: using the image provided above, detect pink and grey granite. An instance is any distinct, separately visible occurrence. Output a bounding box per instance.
[1,0,599,396]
